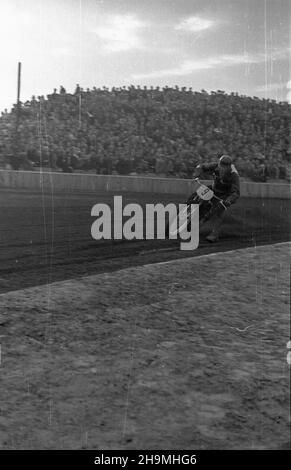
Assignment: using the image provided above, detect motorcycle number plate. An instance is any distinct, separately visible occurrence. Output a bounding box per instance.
[196,185,214,200]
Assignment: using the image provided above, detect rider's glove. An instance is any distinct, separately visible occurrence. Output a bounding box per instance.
[193,165,201,178]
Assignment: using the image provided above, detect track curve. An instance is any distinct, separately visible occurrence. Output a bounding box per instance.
[0,188,290,293]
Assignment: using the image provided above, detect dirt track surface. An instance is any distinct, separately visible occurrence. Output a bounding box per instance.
[0,189,290,293]
[0,243,290,449]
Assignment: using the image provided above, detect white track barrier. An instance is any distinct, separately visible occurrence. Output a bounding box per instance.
[0,169,290,198]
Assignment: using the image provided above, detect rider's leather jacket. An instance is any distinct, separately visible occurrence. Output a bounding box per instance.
[197,162,240,205]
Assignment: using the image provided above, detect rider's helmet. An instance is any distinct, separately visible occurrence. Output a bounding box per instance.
[219,154,232,166]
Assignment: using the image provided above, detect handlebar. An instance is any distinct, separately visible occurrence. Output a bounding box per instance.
[192,177,202,184]
[213,196,227,209]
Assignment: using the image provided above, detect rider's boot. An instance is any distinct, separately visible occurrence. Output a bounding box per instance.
[206,211,224,242]
[206,229,220,242]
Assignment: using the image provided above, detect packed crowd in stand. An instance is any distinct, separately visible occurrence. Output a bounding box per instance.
[0,85,290,181]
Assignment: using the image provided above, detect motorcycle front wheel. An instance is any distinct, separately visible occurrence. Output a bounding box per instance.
[165,198,202,238]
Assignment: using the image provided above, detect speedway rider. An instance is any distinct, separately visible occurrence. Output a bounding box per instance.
[194,154,240,242]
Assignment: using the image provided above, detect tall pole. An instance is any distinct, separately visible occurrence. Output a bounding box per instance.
[17,62,21,105]
[14,62,22,167]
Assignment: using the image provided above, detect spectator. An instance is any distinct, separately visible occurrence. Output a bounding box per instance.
[0,85,289,179]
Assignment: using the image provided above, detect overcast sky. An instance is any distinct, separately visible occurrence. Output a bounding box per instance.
[0,0,290,112]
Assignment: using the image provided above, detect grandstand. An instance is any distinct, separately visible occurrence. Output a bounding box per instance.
[0,85,290,181]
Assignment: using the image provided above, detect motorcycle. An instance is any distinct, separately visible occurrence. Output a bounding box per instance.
[166,178,227,238]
